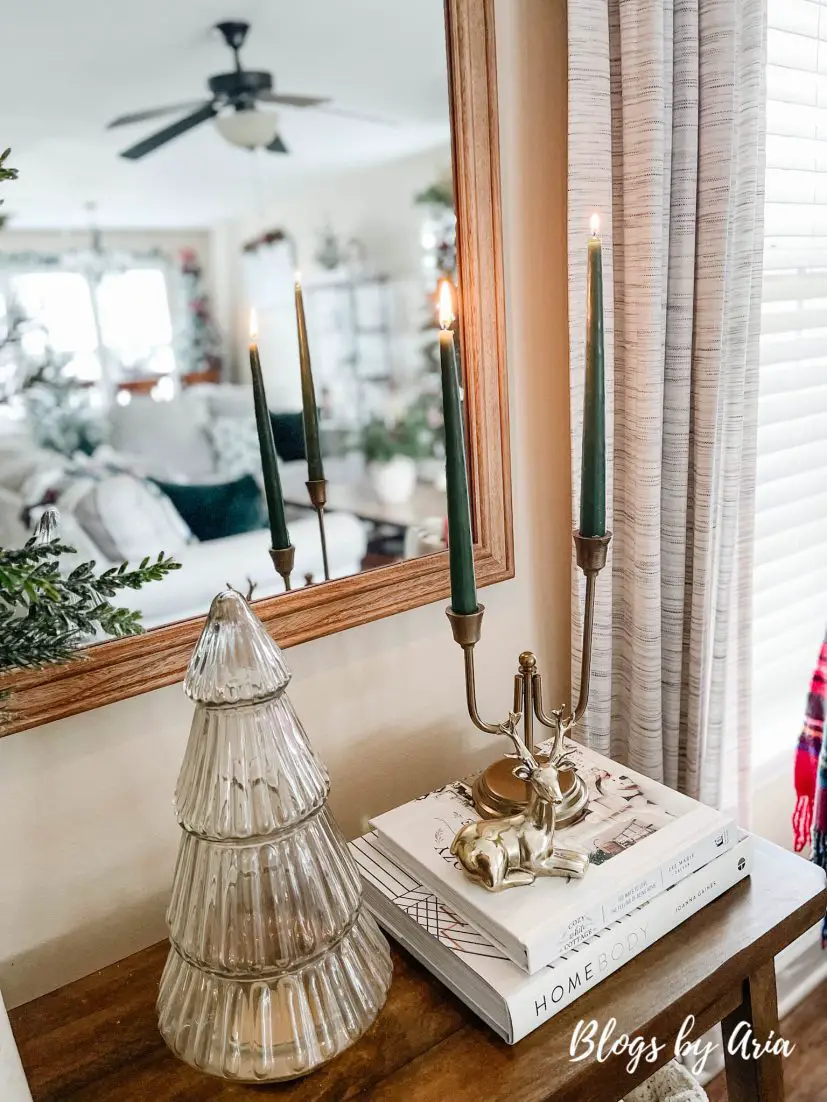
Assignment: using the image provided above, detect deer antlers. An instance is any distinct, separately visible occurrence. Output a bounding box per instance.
[497,712,540,771]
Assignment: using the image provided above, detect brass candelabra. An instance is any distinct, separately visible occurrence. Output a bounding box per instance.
[446,529,611,821]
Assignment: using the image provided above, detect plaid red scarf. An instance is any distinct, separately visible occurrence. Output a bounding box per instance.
[792,632,827,945]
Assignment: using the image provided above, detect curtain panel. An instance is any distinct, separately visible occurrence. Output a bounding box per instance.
[568,0,767,817]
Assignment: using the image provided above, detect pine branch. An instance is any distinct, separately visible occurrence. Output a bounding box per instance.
[0,148,17,208]
[0,539,181,673]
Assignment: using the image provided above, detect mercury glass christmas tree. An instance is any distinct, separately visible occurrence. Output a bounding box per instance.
[157,590,392,1082]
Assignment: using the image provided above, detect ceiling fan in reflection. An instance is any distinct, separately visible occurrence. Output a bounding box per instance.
[107,20,393,160]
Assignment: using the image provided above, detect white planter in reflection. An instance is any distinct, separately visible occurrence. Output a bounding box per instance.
[368,456,417,504]
[418,457,447,491]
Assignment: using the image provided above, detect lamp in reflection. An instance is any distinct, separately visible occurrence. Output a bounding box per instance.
[214,107,280,150]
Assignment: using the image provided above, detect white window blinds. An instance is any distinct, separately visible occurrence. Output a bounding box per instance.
[755,0,827,761]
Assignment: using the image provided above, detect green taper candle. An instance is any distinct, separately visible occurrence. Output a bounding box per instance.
[580,214,606,538]
[249,310,290,551]
[438,280,477,615]
[294,275,325,483]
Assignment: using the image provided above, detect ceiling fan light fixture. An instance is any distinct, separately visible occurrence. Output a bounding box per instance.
[214,106,280,150]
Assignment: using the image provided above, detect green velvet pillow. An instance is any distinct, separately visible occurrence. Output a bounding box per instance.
[153,474,265,543]
[270,411,306,462]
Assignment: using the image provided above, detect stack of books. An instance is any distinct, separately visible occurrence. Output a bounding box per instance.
[350,740,752,1044]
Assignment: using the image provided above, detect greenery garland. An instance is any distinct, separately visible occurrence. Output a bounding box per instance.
[0,148,17,193]
[0,532,180,672]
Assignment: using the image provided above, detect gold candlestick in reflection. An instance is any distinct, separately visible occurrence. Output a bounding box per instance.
[293,272,330,583]
[248,309,294,592]
[305,477,330,583]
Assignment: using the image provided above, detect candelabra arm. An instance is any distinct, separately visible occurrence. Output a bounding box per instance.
[446,605,517,736]
[513,674,523,718]
[571,569,597,727]
[566,530,612,732]
[532,531,612,758]
[461,643,505,736]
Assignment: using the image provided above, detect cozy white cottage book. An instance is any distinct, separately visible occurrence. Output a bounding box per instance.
[351,831,753,1043]
[370,740,736,972]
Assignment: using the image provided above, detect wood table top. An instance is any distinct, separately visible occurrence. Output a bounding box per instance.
[11,839,826,1102]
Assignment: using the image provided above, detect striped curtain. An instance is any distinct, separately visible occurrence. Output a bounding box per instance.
[568,0,767,817]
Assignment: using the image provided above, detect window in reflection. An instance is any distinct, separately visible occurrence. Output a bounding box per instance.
[97,268,175,374]
[12,271,98,369]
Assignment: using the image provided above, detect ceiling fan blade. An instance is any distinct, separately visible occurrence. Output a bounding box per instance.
[266,134,289,154]
[267,97,398,127]
[258,91,330,108]
[120,103,217,160]
[107,102,208,129]
[315,105,399,126]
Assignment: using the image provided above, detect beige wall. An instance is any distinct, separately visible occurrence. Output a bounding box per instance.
[0,229,210,257]
[0,0,573,1009]
[752,748,798,850]
[237,145,451,274]
[216,144,453,387]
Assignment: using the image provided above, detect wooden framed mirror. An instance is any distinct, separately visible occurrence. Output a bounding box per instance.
[0,0,511,735]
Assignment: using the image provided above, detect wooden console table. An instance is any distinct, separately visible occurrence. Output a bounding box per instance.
[11,840,826,1102]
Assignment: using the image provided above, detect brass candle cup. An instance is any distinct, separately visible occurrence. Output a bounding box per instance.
[445,604,485,646]
[269,544,296,592]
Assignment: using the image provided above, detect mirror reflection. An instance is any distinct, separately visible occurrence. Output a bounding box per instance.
[0,0,458,633]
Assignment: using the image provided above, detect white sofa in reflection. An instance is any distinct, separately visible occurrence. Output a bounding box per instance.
[0,387,368,629]
[106,386,368,623]
[115,513,366,629]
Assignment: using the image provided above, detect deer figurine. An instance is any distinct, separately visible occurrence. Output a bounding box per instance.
[450,718,590,891]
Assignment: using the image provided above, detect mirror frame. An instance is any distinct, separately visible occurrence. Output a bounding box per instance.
[0,0,512,736]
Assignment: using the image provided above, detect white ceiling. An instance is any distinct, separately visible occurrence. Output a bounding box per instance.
[0,0,450,228]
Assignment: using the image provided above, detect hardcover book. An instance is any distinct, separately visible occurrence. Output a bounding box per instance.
[352,831,754,1044]
[370,740,735,972]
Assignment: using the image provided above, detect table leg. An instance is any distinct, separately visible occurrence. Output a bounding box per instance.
[721,960,785,1101]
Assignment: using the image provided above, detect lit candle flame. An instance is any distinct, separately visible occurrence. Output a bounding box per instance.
[249,307,258,343]
[590,212,600,236]
[438,279,455,330]
[294,269,302,288]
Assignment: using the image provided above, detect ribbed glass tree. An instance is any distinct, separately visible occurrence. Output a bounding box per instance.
[157,590,392,1082]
